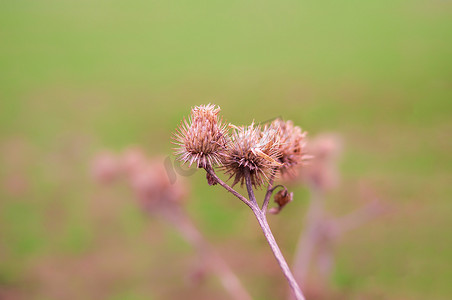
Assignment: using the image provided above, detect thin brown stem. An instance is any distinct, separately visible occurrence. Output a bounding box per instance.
[244,170,258,206]
[204,166,253,209]
[244,170,306,300]
[253,211,306,300]
[262,171,276,213]
[204,166,306,299]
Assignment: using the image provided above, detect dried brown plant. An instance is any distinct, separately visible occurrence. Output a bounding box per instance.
[222,123,282,188]
[173,104,229,168]
[270,119,309,177]
[173,104,309,300]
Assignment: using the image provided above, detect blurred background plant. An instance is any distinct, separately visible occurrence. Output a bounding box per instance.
[92,147,252,300]
[291,134,388,299]
[0,0,451,299]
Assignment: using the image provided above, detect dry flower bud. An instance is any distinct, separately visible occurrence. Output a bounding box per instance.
[173,104,229,168]
[269,119,309,177]
[222,123,281,188]
[269,189,293,214]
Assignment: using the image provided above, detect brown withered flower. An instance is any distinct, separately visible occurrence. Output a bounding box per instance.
[173,104,229,168]
[222,123,282,188]
[270,119,309,177]
[269,188,293,214]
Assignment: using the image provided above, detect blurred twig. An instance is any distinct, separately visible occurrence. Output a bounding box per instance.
[155,203,252,300]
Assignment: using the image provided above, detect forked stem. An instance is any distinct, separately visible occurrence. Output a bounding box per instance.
[205,165,253,209]
[205,167,305,300]
[244,170,305,300]
[262,173,275,213]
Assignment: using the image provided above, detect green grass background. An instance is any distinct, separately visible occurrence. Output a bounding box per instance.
[1,0,451,299]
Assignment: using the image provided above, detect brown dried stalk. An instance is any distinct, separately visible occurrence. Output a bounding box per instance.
[174,104,309,300]
[205,166,306,300]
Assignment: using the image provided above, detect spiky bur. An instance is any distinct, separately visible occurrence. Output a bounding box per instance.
[171,106,307,300]
[173,104,229,168]
[269,119,309,177]
[222,123,282,188]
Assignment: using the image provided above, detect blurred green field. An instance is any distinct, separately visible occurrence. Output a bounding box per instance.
[1,0,451,299]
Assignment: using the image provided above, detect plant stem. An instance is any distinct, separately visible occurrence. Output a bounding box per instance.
[204,167,306,300]
[262,174,275,213]
[205,166,253,209]
[244,170,306,300]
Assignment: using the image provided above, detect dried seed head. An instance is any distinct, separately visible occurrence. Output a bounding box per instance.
[269,188,293,214]
[222,123,282,188]
[173,104,229,168]
[270,119,309,177]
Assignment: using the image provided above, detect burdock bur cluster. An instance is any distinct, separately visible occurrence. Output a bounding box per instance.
[173,104,309,188]
[173,104,310,300]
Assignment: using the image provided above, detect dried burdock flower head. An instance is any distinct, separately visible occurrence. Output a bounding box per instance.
[173,104,229,169]
[173,106,308,300]
[223,123,282,188]
[269,188,293,215]
[270,119,309,177]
